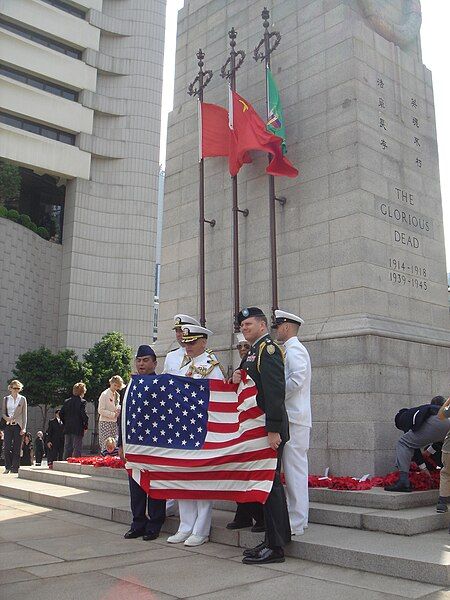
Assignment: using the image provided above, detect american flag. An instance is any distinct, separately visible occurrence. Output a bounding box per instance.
[123,373,277,503]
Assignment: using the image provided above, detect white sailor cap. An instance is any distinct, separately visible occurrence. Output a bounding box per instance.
[235,332,246,344]
[273,309,304,327]
[172,314,201,330]
[181,325,213,342]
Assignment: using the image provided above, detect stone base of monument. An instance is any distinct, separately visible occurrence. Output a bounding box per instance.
[0,462,448,584]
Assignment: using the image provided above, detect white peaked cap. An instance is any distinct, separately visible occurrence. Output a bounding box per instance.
[181,325,213,341]
[274,309,305,326]
[172,314,201,329]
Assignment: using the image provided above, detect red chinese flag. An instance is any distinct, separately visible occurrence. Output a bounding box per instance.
[199,101,230,158]
[229,90,298,178]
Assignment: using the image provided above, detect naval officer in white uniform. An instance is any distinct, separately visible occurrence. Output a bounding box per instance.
[166,324,224,546]
[273,309,312,535]
[163,314,200,375]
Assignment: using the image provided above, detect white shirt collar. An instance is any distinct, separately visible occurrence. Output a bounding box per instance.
[283,336,299,348]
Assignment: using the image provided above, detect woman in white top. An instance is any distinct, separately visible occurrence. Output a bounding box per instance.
[2,380,27,474]
[98,375,125,451]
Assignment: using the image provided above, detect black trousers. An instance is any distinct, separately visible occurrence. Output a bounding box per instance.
[233,502,264,525]
[4,424,22,471]
[264,443,291,549]
[128,475,166,534]
[63,434,83,459]
[47,444,64,465]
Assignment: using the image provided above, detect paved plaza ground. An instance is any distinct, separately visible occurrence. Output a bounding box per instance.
[1,495,450,600]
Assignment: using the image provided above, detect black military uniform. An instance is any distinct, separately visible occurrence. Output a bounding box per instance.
[237,307,291,564]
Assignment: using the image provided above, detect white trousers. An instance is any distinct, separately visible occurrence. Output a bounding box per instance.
[177,500,213,537]
[283,423,310,533]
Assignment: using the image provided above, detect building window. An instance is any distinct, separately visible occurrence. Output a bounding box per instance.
[0,64,79,102]
[0,112,76,145]
[40,0,86,19]
[0,19,82,60]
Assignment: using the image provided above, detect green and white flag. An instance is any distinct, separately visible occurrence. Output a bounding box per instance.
[266,67,287,155]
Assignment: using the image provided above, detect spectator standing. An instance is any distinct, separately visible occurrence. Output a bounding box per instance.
[98,375,124,451]
[46,409,64,468]
[34,431,45,466]
[2,380,27,474]
[20,433,33,466]
[60,382,89,459]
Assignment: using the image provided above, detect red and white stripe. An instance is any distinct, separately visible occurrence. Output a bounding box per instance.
[124,378,277,503]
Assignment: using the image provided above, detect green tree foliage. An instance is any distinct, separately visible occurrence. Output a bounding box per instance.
[0,160,21,203]
[83,332,132,402]
[13,347,85,429]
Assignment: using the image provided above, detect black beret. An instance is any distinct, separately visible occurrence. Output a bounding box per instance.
[237,307,266,325]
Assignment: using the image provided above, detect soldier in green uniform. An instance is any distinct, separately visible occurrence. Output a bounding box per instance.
[232,307,291,564]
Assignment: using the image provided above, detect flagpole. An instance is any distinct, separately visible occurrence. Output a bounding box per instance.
[188,49,214,327]
[220,28,246,332]
[254,8,284,327]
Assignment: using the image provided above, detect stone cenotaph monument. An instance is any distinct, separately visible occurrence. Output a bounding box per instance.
[158,0,449,475]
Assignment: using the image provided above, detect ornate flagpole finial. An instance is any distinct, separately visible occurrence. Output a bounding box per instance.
[188,48,213,97]
[253,8,281,63]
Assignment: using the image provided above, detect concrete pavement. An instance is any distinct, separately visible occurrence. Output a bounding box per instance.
[1,495,450,600]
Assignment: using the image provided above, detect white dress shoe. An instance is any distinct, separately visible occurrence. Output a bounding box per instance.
[167,531,191,543]
[184,534,209,546]
[292,529,305,536]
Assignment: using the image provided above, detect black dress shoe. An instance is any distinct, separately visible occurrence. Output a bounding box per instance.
[251,522,265,533]
[384,481,411,492]
[242,542,267,557]
[143,532,159,541]
[226,520,253,530]
[124,529,144,539]
[242,547,285,564]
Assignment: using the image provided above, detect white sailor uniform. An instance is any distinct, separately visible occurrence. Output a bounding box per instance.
[175,352,223,538]
[163,347,189,376]
[282,336,312,534]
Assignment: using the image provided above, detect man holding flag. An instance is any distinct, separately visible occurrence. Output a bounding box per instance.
[233,307,291,564]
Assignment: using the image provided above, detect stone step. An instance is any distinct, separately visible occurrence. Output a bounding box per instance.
[0,475,448,586]
[52,462,439,510]
[52,461,128,480]
[18,466,447,536]
[308,501,447,535]
[309,486,439,509]
[19,466,130,495]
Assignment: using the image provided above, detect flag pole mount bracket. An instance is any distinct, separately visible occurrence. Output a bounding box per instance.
[237,208,249,217]
[275,196,286,206]
[204,218,216,227]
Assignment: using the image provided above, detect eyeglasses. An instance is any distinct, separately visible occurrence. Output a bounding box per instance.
[11,387,20,390]
[237,344,250,350]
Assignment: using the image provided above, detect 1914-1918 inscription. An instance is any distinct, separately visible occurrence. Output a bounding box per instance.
[385,187,430,293]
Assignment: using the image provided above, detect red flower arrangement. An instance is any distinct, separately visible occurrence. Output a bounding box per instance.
[67,456,125,469]
[308,465,440,491]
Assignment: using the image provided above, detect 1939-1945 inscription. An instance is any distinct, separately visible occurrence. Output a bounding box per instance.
[384,187,431,293]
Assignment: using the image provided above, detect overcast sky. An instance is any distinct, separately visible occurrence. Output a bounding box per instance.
[160,1,449,269]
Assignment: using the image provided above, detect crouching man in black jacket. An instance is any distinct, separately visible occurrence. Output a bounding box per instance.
[385,395,448,493]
